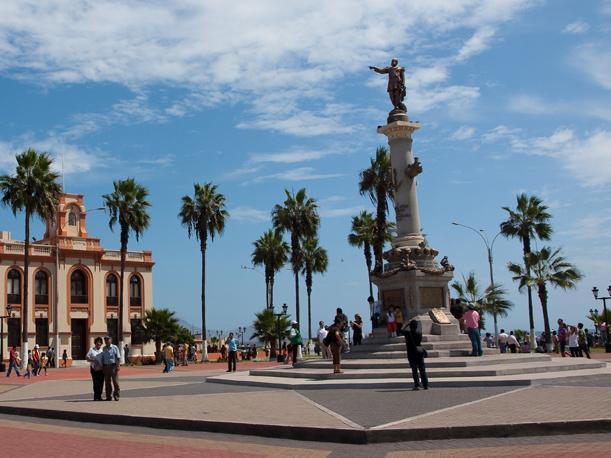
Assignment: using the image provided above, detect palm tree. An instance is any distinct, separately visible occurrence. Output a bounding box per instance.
[451,272,487,330]
[508,247,582,352]
[179,182,229,362]
[301,237,328,340]
[0,149,61,366]
[481,283,513,345]
[251,308,291,358]
[500,193,552,351]
[359,146,394,273]
[142,308,179,362]
[103,178,151,362]
[272,188,319,327]
[251,230,289,310]
[348,211,394,297]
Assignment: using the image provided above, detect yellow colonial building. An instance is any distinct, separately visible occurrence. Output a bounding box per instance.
[0,193,155,363]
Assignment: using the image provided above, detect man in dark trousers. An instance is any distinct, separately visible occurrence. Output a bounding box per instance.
[399,320,428,391]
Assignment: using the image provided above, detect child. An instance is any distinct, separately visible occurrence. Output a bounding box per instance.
[24,350,33,379]
[387,308,396,338]
[568,326,580,357]
[40,352,49,375]
[61,349,68,367]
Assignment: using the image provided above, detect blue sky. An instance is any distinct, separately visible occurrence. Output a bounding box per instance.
[1,0,611,337]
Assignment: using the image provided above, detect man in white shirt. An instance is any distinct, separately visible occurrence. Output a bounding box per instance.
[498,329,509,354]
[507,331,520,354]
[317,321,331,359]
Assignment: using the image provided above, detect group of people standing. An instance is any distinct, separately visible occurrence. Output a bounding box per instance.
[86,335,121,401]
[6,345,52,378]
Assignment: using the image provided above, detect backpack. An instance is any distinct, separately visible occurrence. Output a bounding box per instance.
[291,329,303,346]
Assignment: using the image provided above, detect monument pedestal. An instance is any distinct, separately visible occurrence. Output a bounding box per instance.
[372,117,456,335]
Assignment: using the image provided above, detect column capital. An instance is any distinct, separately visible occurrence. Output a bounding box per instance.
[377,120,421,139]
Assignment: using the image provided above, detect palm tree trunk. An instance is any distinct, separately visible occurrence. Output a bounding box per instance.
[201,237,208,362]
[523,237,535,353]
[493,312,499,348]
[307,283,312,341]
[119,225,128,364]
[538,284,552,352]
[269,274,275,310]
[374,188,387,273]
[22,210,31,368]
[364,244,373,298]
[294,269,300,325]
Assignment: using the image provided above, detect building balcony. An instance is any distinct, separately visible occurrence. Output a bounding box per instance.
[35,294,49,305]
[7,294,21,305]
[130,297,142,307]
[71,295,88,304]
[106,296,118,306]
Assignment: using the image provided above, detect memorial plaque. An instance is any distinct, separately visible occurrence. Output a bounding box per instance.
[429,307,451,324]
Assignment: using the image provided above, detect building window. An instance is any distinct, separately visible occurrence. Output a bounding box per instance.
[35,271,49,305]
[130,275,142,307]
[8,318,20,347]
[68,211,77,226]
[35,318,49,346]
[70,270,88,304]
[106,274,118,307]
[106,318,119,345]
[7,269,21,305]
[131,319,144,345]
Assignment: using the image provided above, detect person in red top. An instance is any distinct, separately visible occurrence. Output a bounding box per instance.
[463,304,482,357]
[6,346,21,377]
[32,345,41,376]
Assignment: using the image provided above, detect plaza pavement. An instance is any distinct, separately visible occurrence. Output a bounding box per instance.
[0,359,610,445]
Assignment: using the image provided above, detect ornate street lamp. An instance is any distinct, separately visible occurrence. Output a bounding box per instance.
[0,304,12,372]
[273,303,288,362]
[592,286,611,352]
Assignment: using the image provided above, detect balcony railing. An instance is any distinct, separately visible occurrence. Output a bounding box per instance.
[130,297,142,307]
[71,295,88,304]
[7,294,21,304]
[106,296,118,306]
[35,294,49,305]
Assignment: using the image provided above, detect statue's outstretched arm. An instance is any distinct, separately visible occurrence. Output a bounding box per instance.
[369,66,389,74]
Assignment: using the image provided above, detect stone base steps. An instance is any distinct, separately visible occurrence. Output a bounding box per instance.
[351,340,472,352]
[206,362,611,389]
[346,348,497,359]
[249,359,605,380]
[299,354,553,369]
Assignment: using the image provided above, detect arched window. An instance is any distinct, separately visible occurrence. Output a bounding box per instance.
[106,274,118,306]
[7,269,21,304]
[70,269,88,303]
[130,275,142,307]
[68,211,77,226]
[35,271,49,305]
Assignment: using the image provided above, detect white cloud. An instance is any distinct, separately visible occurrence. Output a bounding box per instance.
[451,126,475,140]
[455,26,496,62]
[249,149,330,164]
[560,215,611,240]
[0,0,536,134]
[249,167,343,184]
[573,43,611,90]
[563,20,589,34]
[507,94,555,115]
[484,126,611,187]
[230,206,270,223]
[319,205,366,218]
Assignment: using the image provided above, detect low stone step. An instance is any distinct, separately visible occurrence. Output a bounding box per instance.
[300,354,553,369]
[249,359,606,380]
[351,340,471,353]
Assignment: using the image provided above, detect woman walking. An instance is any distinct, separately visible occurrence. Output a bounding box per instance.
[86,337,104,401]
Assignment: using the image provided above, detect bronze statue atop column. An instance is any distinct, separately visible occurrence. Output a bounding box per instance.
[369,58,407,122]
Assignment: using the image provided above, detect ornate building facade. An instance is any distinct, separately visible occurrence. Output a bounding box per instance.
[0,193,155,363]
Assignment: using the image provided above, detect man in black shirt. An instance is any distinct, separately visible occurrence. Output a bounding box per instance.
[398,320,428,390]
[335,308,349,352]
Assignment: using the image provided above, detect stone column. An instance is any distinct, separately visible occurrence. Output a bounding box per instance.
[377,121,424,249]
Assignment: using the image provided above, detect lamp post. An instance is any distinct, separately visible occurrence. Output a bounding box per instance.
[273,303,288,362]
[0,305,12,372]
[591,287,611,352]
[237,326,245,346]
[241,265,269,309]
[452,222,504,346]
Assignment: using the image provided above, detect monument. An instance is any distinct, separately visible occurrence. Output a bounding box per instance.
[369,59,457,335]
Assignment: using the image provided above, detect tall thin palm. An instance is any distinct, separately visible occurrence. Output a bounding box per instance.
[103,178,151,361]
[500,193,552,350]
[481,283,513,343]
[0,149,61,365]
[179,183,228,362]
[302,237,329,340]
[252,230,289,310]
[508,247,582,350]
[359,146,394,273]
[272,188,319,327]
